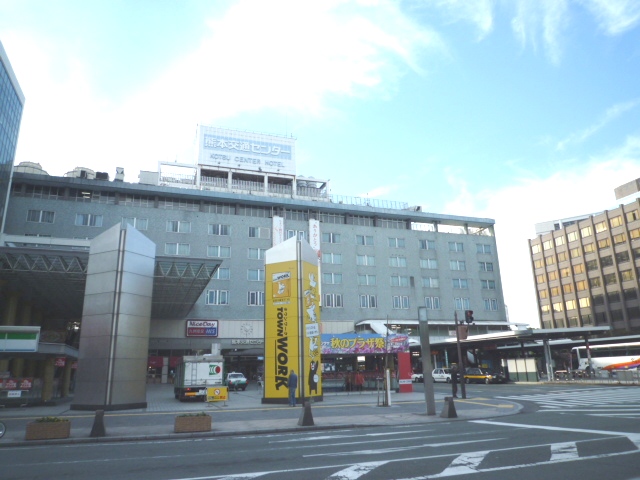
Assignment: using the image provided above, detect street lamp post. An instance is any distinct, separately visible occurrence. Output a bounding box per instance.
[454,311,467,399]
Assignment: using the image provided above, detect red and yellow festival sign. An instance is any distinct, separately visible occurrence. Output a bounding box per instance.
[264,237,322,402]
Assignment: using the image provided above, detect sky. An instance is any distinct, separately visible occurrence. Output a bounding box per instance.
[2,0,640,328]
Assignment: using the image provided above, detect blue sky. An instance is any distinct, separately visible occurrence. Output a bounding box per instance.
[2,0,640,328]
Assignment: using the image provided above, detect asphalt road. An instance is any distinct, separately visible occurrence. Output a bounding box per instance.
[2,382,640,479]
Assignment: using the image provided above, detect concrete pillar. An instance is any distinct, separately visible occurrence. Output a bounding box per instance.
[11,358,25,377]
[41,357,56,402]
[71,224,155,411]
[2,291,19,326]
[24,359,37,377]
[18,303,32,326]
[61,359,73,397]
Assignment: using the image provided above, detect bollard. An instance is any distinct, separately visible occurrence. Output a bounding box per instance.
[90,409,106,437]
[440,396,457,419]
[298,401,314,426]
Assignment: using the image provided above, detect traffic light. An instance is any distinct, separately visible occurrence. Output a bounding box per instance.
[464,310,474,324]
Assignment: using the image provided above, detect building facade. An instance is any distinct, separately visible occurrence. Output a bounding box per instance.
[2,127,510,385]
[529,199,640,334]
[0,40,25,235]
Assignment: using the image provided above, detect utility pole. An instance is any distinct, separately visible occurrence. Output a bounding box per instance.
[454,311,467,399]
[418,307,436,415]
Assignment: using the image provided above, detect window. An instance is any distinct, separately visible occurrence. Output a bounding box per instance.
[357,274,376,285]
[248,227,270,238]
[206,290,229,305]
[356,235,373,246]
[632,229,640,240]
[534,259,544,268]
[550,286,560,296]
[595,221,607,233]
[209,224,230,236]
[604,273,617,286]
[27,209,55,223]
[166,220,191,233]
[621,269,634,282]
[548,271,558,281]
[421,239,436,250]
[322,253,342,264]
[613,233,627,245]
[565,299,577,310]
[389,256,407,267]
[213,267,230,280]
[531,244,541,254]
[324,293,343,308]
[553,302,563,312]
[600,255,613,267]
[536,274,545,284]
[563,283,573,294]
[357,254,375,266]
[610,215,623,228]
[452,278,468,289]
[581,226,592,238]
[359,294,377,308]
[589,277,602,288]
[322,233,341,244]
[248,291,265,306]
[390,275,409,287]
[449,242,463,252]
[479,262,493,272]
[539,289,548,299]
[388,237,405,248]
[75,213,103,227]
[608,291,621,303]
[481,279,496,289]
[573,264,585,274]
[616,251,630,263]
[122,217,148,230]
[579,297,590,308]
[454,297,470,310]
[576,280,587,291]
[476,244,492,254]
[598,238,610,250]
[570,247,581,258]
[555,236,565,246]
[424,296,441,309]
[543,240,553,250]
[560,267,571,278]
[286,230,306,241]
[627,210,639,223]
[541,304,551,314]
[323,272,343,284]
[392,295,410,309]
[545,256,556,266]
[567,231,579,242]
[624,288,638,300]
[557,252,568,262]
[586,260,598,271]
[165,243,190,255]
[420,258,438,269]
[248,248,267,260]
[450,260,466,271]
[583,243,595,253]
[484,298,498,311]
[422,277,439,288]
[593,294,605,306]
[247,269,265,281]
[208,245,231,257]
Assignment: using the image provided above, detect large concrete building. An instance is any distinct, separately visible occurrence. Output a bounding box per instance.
[1,126,511,408]
[529,185,640,334]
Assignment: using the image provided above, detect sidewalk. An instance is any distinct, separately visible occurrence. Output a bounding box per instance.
[0,384,522,446]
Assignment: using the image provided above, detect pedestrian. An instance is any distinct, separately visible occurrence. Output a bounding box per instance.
[450,363,459,398]
[288,370,298,406]
[355,371,365,391]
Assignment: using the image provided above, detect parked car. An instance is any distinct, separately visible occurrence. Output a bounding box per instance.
[431,368,452,383]
[411,372,424,383]
[225,372,248,391]
[463,367,505,384]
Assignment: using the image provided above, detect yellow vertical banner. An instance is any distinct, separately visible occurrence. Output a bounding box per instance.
[264,238,300,401]
[302,254,322,397]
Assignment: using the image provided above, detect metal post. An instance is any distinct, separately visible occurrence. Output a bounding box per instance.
[454,312,467,399]
[418,307,436,415]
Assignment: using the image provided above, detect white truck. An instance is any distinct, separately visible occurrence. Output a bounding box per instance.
[173,355,224,401]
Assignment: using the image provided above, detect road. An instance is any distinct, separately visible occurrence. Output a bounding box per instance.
[2,382,640,479]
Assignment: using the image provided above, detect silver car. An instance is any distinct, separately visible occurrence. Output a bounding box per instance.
[432,368,452,383]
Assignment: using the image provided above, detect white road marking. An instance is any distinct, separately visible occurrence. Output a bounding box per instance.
[549,441,580,461]
[327,461,389,479]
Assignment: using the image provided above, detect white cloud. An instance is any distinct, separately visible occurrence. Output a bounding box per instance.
[580,0,640,35]
[453,146,640,327]
[556,98,640,151]
[511,0,569,65]
[432,0,495,40]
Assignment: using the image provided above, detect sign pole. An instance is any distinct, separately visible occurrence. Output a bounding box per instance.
[418,307,436,415]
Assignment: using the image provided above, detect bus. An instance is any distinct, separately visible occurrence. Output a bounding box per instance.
[572,342,640,373]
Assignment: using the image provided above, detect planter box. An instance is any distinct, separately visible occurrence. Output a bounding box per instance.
[174,415,211,433]
[25,421,71,440]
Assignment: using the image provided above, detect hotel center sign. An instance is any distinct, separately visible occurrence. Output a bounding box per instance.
[197,126,296,176]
